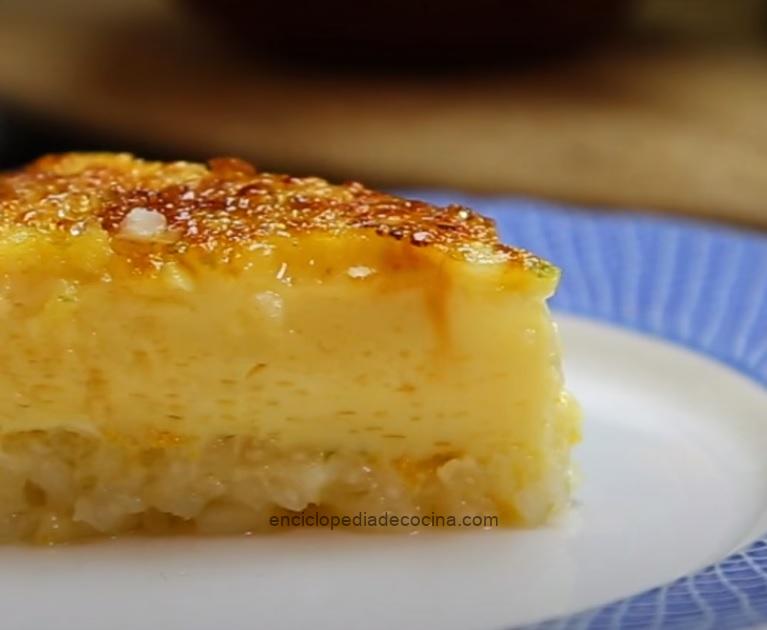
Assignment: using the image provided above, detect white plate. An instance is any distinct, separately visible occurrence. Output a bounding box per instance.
[2,316,766,630]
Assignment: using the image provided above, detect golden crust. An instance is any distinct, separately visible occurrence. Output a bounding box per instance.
[0,153,553,274]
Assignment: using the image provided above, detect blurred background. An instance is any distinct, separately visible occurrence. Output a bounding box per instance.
[0,0,766,226]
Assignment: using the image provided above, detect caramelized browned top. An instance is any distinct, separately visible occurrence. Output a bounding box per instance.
[0,153,552,273]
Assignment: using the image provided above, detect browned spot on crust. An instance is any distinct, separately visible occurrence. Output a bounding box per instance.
[246,363,267,378]
[394,453,461,485]
[0,153,553,274]
[146,429,187,448]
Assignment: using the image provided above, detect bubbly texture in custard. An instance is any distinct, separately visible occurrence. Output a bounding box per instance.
[0,153,580,543]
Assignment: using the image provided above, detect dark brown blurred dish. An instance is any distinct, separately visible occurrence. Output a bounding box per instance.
[2,0,767,225]
[182,0,636,64]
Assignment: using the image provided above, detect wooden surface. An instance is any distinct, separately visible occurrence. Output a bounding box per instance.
[1,0,767,226]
